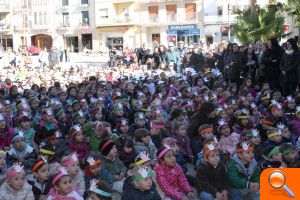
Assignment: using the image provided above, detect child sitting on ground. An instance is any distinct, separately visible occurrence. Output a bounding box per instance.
[0,164,34,199]
[87,179,113,200]
[280,143,300,168]
[197,141,229,200]
[227,140,260,200]
[134,128,157,164]
[47,167,83,200]
[121,166,161,200]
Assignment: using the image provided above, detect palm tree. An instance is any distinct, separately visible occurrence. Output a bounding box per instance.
[232,3,285,44]
[284,0,300,43]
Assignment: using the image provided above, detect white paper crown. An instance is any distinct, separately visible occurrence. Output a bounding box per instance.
[204,96,209,101]
[46,108,53,116]
[138,151,150,161]
[207,143,215,151]
[156,109,161,114]
[18,130,24,137]
[218,119,226,126]
[121,119,127,126]
[250,103,257,109]
[271,100,278,105]
[296,106,300,112]
[5,100,10,104]
[203,77,209,82]
[287,96,293,102]
[116,92,121,96]
[87,156,96,165]
[78,110,84,117]
[22,103,29,109]
[71,153,78,162]
[81,99,87,103]
[213,136,218,143]
[22,111,30,117]
[90,97,97,103]
[277,123,285,130]
[73,124,81,132]
[13,164,24,173]
[171,97,176,101]
[188,101,193,106]
[90,179,97,190]
[138,166,150,178]
[58,167,68,175]
[251,129,259,137]
[177,92,182,97]
[241,142,250,151]
[163,144,171,149]
[41,156,48,163]
[55,130,61,138]
[223,104,228,109]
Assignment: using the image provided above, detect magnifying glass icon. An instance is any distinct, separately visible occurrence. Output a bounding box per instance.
[268,170,295,198]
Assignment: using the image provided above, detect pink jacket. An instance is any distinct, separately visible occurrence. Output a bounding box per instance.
[218,132,240,155]
[154,163,191,200]
[68,140,89,164]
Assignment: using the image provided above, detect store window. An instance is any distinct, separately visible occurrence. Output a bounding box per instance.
[82,11,89,26]
[152,34,160,43]
[99,9,108,18]
[62,0,68,6]
[218,6,223,15]
[81,0,88,5]
[185,3,196,20]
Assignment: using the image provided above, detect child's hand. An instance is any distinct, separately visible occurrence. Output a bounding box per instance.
[222,190,228,200]
[250,182,259,192]
[216,192,223,200]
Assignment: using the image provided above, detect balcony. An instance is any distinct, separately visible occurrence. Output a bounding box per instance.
[167,13,177,24]
[97,16,136,27]
[0,4,9,13]
[149,16,159,24]
[204,15,236,25]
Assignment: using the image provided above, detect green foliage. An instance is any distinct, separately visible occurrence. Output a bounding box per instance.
[284,0,300,27]
[232,4,285,44]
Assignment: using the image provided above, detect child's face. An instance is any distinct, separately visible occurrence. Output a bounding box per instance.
[238,150,254,164]
[282,128,291,139]
[108,145,118,157]
[74,132,84,143]
[141,135,150,145]
[161,150,176,167]
[49,138,59,146]
[55,176,73,196]
[20,121,30,130]
[94,112,102,121]
[77,118,85,126]
[271,135,282,143]
[288,102,295,109]
[205,150,220,168]
[273,109,283,117]
[0,120,5,129]
[201,131,214,140]
[250,136,261,146]
[177,114,185,122]
[134,176,153,192]
[241,118,248,126]
[88,164,101,176]
[87,192,101,200]
[14,138,25,151]
[136,119,145,127]
[124,146,133,154]
[169,142,179,154]
[0,154,5,169]
[271,150,282,162]
[120,125,128,134]
[34,164,50,182]
[67,161,80,176]
[177,126,186,136]
[43,115,53,123]
[221,125,230,136]
[115,110,124,117]
[284,149,298,162]
[8,173,26,190]
[150,127,160,135]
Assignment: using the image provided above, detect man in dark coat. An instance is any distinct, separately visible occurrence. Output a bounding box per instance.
[228,43,246,89]
[137,43,150,65]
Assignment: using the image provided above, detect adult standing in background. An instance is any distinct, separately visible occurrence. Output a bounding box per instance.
[166,42,181,72]
[280,38,300,96]
[262,38,283,90]
[228,43,246,89]
[137,43,150,65]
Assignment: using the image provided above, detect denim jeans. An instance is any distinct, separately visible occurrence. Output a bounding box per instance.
[230,189,260,200]
[200,192,215,200]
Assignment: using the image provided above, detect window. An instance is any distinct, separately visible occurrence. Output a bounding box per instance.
[152,33,160,43]
[81,0,88,4]
[62,12,69,26]
[62,0,68,6]
[185,3,196,20]
[148,6,158,23]
[166,5,177,22]
[99,8,108,18]
[81,11,89,26]
[217,6,223,15]
[34,12,38,25]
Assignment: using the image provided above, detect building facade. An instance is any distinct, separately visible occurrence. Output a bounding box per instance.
[56,0,97,52]
[0,0,12,49]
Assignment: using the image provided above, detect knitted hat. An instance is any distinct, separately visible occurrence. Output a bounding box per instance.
[236,141,254,153]
[245,129,260,139]
[99,140,115,156]
[161,137,177,146]
[157,145,172,160]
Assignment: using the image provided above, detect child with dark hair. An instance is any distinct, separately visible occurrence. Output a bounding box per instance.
[192,124,214,157]
[150,120,170,150]
[128,113,147,137]
[134,128,157,162]
[45,129,68,162]
[232,112,253,137]
[121,166,161,200]
[154,146,195,200]
[27,158,51,200]
[47,168,83,199]
[116,134,136,168]
[280,143,300,167]
[261,145,285,169]
[87,180,113,200]
[17,115,36,150]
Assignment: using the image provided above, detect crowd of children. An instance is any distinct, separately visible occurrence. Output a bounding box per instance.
[0,57,300,200]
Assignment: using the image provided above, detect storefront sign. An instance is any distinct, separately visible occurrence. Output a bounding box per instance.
[168,24,196,31]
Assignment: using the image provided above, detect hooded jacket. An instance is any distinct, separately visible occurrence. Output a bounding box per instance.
[0,181,34,200]
[227,154,261,189]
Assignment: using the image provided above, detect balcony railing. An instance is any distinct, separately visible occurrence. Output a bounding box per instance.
[167,13,177,23]
[149,16,159,24]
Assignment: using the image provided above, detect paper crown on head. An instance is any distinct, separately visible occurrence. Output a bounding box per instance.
[245,129,260,138]
[89,179,112,197]
[236,141,254,153]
